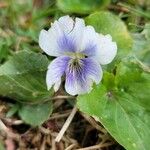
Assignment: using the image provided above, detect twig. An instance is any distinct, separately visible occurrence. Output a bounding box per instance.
[40,136,46,150]
[39,126,51,135]
[52,95,75,100]
[118,2,150,19]
[65,143,78,150]
[0,119,19,139]
[53,99,65,110]
[108,4,129,13]
[81,113,107,134]
[49,112,71,120]
[52,137,56,150]
[0,119,8,132]
[76,142,115,150]
[3,118,24,125]
[55,106,78,142]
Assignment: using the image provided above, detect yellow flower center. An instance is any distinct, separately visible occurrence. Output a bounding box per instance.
[65,52,86,59]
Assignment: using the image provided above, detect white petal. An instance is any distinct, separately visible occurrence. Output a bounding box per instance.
[39,29,60,56]
[54,79,61,92]
[49,15,78,39]
[49,16,73,37]
[65,77,93,96]
[69,18,85,51]
[57,15,74,34]
[80,26,97,53]
[46,56,70,90]
[95,34,117,65]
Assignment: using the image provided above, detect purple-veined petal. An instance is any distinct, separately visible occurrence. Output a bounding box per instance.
[65,58,102,95]
[80,26,117,64]
[46,56,70,91]
[57,17,86,53]
[83,58,103,84]
[39,16,74,56]
[39,16,86,56]
[93,34,117,65]
[57,34,76,53]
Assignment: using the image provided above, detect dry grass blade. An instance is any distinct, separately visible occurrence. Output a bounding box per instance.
[76,142,115,150]
[55,106,78,142]
[0,119,20,140]
[81,113,107,134]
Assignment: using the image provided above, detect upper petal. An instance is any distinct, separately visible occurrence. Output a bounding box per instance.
[39,16,73,56]
[57,34,76,53]
[80,26,98,55]
[94,34,117,65]
[39,29,61,56]
[65,58,102,95]
[69,18,85,52]
[46,56,70,91]
[39,16,86,56]
[57,15,74,34]
[51,17,85,53]
[49,16,74,36]
[79,26,117,65]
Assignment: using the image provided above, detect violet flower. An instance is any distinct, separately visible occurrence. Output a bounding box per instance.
[39,16,117,95]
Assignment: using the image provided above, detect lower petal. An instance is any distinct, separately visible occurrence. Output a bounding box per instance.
[65,58,102,95]
[46,56,70,91]
[83,58,103,84]
[65,73,93,96]
[54,79,61,91]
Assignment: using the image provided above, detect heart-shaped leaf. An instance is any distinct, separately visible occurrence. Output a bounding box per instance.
[57,0,110,14]
[0,50,53,103]
[19,101,53,126]
[77,62,150,150]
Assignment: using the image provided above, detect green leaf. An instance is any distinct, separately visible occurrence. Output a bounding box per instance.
[102,72,116,90]
[142,23,150,40]
[85,11,133,58]
[115,61,150,110]
[57,0,110,14]
[6,104,19,117]
[0,50,54,103]
[0,140,5,150]
[115,62,142,87]
[0,37,12,63]
[77,62,150,150]
[18,101,53,126]
[132,33,150,66]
